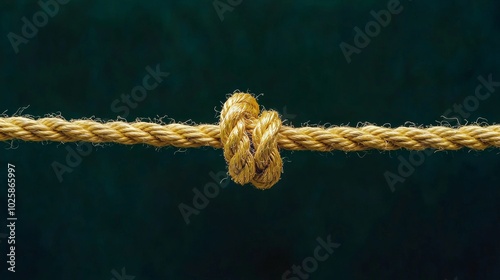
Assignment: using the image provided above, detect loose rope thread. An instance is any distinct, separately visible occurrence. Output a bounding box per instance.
[1,93,500,189]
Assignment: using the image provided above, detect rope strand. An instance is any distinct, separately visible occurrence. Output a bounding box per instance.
[1,93,499,188]
[2,117,499,151]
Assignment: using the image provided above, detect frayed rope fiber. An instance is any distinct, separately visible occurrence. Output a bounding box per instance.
[2,93,500,189]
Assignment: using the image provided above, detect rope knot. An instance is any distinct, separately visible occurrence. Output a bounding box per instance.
[220,93,283,189]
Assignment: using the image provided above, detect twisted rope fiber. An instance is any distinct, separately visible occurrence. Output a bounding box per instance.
[2,93,500,189]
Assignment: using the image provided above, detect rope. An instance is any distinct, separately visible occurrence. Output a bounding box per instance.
[1,93,500,189]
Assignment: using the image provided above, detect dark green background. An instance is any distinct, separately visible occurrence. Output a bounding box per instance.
[1,0,499,279]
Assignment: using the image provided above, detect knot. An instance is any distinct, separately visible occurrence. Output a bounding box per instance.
[219,93,283,189]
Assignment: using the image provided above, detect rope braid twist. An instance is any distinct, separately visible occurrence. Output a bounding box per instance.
[1,92,500,189]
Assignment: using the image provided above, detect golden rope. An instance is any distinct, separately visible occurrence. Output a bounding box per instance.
[1,93,500,189]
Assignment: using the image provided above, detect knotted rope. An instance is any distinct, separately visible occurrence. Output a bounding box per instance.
[1,92,500,189]
[220,93,282,189]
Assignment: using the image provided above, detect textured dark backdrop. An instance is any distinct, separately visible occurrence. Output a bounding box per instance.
[0,0,499,279]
